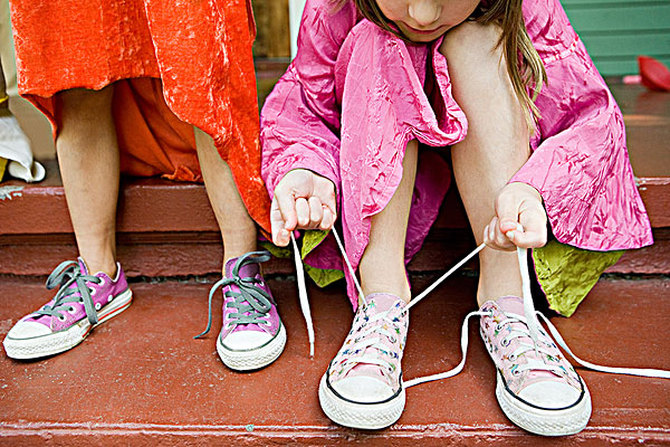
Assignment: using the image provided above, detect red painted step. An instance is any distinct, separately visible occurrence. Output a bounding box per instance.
[0,276,668,445]
[0,84,668,277]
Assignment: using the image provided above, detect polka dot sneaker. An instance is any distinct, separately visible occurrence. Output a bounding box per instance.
[195,251,285,371]
[3,258,132,360]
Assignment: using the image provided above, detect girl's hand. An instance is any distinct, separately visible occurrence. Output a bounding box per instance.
[484,183,547,251]
[271,169,337,247]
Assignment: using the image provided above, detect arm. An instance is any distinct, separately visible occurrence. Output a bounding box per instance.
[260,0,358,245]
[506,0,651,250]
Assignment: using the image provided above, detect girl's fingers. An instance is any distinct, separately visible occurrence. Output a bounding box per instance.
[513,208,547,248]
[308,196,324,227]
[484,218,515,251]
[320,206,335,231]
[314,176,338,221]
[295,197,310,227]
[270,196,290,247]
[275,184,299,231]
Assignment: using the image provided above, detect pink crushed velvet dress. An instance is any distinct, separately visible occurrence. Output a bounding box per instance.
[260,0,653,313]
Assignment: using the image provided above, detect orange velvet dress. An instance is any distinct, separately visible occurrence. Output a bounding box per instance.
[9,0,270,233]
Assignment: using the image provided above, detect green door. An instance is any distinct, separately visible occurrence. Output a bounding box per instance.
[561,0,670,75]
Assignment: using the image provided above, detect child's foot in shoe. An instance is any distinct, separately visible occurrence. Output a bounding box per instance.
[3,258,132,359]
[197,251,285,371]
[319,293,409,430]
[479,296,591,436]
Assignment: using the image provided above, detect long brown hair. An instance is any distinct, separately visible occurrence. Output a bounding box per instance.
[351,0,547,130]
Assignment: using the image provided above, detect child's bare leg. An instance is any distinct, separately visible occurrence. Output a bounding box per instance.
[358,140,419,303]
[58,87,119,276]
[441,23,529,306]
[194,127,257,272]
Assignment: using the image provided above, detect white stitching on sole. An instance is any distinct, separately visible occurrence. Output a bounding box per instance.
[3,289,133,360]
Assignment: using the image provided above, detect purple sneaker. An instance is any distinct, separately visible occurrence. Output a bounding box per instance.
[318,293,409,429]
[195,251,285,371]
[3,258,132,359]
[479,296,591,436]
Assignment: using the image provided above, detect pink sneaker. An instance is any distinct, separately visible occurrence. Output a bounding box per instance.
[196,251,285,371]
[318,293,409,429]
[3,259,132,359]
[479,296,591,436]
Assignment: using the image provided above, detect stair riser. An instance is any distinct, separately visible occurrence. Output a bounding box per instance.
[1,229,667,277]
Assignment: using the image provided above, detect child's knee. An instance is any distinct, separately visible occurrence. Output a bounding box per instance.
[439,21,504,69]
[60,86,114,114]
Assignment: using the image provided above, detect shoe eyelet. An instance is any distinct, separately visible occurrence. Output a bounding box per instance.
[501,338,511,347]
[95,302,102,311]
[508,354,517,362]
[495,323,503,332]
[89,288,97,296]
[68,306,77,314]
[98,278,105,287]
[57,314,66,322]
[512,369,521,376]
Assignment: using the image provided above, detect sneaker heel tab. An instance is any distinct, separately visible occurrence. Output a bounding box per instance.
[112,262,122,282]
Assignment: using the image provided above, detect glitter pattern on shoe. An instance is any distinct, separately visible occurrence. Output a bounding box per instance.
[318,293,408,429]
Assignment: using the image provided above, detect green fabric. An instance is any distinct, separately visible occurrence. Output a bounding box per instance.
[305,264,344,287]
[532,239,623,317]
[259,240,290,259]
[264,231,623,316]
[302,230,329,257]
[260,230,344,288]
[0,157,7,181]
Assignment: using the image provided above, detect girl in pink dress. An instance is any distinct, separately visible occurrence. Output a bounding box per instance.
[261,0,656,435]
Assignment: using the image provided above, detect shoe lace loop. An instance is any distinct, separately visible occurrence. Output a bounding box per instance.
[335,308,404,380]
[291,227,670,385]
[194,251,272,339]
[494,312,571,378]
[34,260,101,325]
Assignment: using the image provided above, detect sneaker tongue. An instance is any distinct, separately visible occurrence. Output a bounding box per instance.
[495,296,561,383]
[365,293,404,312]
[77,257,90,275]
[224,259,264,334]
[348,293,404,380]
[225,258,260,279]
[495,295,524,316]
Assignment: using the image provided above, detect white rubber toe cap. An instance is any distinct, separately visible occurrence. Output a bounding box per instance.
[518,381,582,409]
[221,330,272,351]
[331,376,395,403]
[6,320,52,339]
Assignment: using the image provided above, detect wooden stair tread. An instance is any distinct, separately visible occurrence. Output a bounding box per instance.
[0,276,668,445]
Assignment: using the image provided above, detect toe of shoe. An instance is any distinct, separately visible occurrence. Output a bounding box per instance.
[518,381,583,409]
[221,330,273,351]
[331,376,396,403]
[6,321,52,340]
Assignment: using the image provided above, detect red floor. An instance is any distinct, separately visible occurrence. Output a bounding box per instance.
[1,275,668,445]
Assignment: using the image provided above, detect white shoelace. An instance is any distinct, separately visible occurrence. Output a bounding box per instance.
[290,228,670,384]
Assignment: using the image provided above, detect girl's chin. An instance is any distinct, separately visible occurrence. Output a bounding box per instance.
[398,25,448,43]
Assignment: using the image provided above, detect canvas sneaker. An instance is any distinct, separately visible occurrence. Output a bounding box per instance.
[479,295,591,436]
[318,293,409,430]
[196,251,285,371]
[3,258,132,359]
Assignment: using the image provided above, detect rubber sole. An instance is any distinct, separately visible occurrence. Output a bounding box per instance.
[3,289,133,360]
[495,371,592,436]
[216,323,286,371]
[318,374,405,430]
